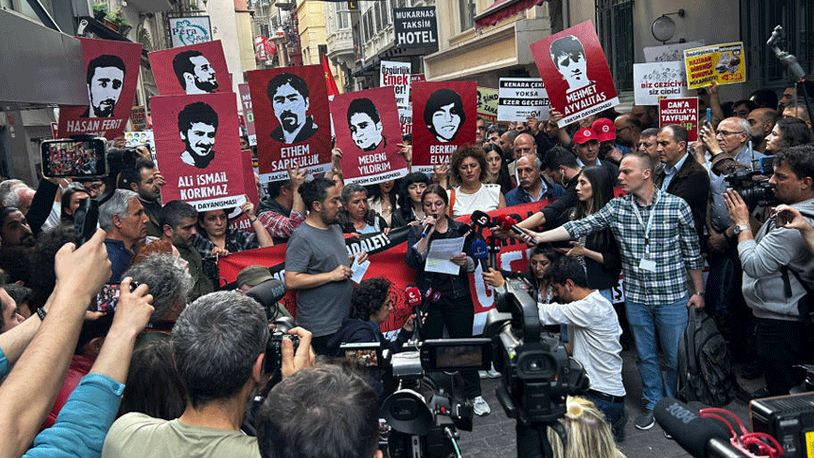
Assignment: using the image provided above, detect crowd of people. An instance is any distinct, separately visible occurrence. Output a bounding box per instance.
[0,79,813,458]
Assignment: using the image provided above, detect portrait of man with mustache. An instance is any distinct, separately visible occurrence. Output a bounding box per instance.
[83,54,126,118]
[267,73,319,144]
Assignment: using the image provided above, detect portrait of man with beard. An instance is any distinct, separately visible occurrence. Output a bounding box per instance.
[267,73,319,144]
[173,50,220,95]
[177,101,218,169]
[83,54,126,118]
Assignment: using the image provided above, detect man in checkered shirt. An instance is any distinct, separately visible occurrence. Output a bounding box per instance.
[526,150,704,431]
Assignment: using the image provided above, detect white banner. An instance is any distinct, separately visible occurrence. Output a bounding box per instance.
[633,62,692,106]
[497,78,550,122]
[380,60,412,108]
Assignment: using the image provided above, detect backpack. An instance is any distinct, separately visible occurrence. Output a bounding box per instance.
[677,306,740,406]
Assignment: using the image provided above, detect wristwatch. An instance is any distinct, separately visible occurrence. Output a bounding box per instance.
[733,224,751,235]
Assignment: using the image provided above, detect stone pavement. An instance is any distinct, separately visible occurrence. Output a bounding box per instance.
[455,348,763,458]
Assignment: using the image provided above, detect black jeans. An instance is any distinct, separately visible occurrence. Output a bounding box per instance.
[423,293,482,399]
[755,317,809,396]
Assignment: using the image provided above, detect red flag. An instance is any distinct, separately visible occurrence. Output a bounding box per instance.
[322,54,340,96]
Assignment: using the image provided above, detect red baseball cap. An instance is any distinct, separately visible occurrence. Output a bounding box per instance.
[592,118,615,142]
[574,127,599,144]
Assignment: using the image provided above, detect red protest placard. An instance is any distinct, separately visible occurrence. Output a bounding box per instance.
[247,65,332,182]
[229,149,261,233]
[659,97,699,141]
[530,20,619,126]
[331,87,407,185]
[238,83,257,146]
[410,81,477,173]
[57,38,142,139]
[148,41,229,96]
[151,93,247,211]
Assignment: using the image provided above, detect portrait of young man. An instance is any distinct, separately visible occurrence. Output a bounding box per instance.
[549,35,593,93]
[347,98,385,151]
[424,89,465,143]
[267,73,319,144]
[172,50,219,95]
[84,54,126,118]
[177,101,218,169]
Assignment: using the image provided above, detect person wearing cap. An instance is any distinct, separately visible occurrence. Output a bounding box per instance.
[573,127,619,186]
[592,118,626,166]
[236,265,275,293]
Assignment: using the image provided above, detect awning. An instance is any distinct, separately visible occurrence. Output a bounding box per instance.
[474,0,548,30]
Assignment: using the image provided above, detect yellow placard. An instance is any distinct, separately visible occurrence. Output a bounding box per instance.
[477,86,498,122]
[683,42,746,90]
[805,430,814,457]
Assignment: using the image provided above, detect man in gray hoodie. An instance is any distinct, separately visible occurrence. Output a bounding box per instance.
[725,145,814,396]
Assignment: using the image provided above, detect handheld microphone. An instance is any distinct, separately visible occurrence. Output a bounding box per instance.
[471,239,489,271]
[488,236,500,269]
[496,215,536,245]
[471,210,491,237]
[420,218,434,238]
[654,398,740,458]
[404,284,423,338]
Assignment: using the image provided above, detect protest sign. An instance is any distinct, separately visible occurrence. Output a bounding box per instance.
[477,86,499,122]
[497,78,549,122]
[238,83,257,146]
[633,61,692,106]
[148,41,229,96]
[331,87,408,185]
[57,38,142,139]
[124,130,156,161]
[683,42,746,89]
[643,41,704,63]
[399,106,412,136]
[130,106,147,130]
[530,21,619,126]
[380,60,412,108]
[659,98,699,141]
[151,93,247,211]
[411,81,477,173]
[247,65,332,182]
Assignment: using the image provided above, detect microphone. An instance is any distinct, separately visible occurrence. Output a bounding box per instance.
[420,218,434,238]
[488,236,500,269]
[246,279,288,321]
[405,284,423,338]
[495,215,536,245]
[471,239,489,271]
[654,398,739,458]
[471,210,491,237]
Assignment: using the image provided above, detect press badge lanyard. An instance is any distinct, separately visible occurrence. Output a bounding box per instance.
[631,189,660,271]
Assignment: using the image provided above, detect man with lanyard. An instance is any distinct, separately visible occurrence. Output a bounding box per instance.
[523,151,704,430]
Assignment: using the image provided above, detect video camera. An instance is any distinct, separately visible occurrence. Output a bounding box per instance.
[485,277,588,425]
[723,156,777,211]
[344,337,491,458]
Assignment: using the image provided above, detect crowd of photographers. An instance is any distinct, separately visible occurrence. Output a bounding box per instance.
[0,80,812,458]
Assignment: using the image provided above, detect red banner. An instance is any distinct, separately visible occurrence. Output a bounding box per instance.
[411,81,478,173]
[151,92,248,211]
[57,38,142,139]
[659,97,699,142]
[148,40,229,96]
[331,87,407,185]
[530,21,619,126]
[247,66,332,182]
[219,201,552,334]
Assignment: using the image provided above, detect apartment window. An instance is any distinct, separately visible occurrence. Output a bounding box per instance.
[336,2,349,29]
[596,0,634,91]
[374,2,382,32]
[459,0,475,32]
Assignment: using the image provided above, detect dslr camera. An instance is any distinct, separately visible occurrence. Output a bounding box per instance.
[724,156,777,211]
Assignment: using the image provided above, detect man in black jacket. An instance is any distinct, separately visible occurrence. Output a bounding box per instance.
[653,124,710,242]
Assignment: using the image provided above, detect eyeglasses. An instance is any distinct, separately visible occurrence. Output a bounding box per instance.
[716,130,744,137]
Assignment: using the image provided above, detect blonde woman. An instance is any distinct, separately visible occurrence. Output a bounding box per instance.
[547,396,626,458]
